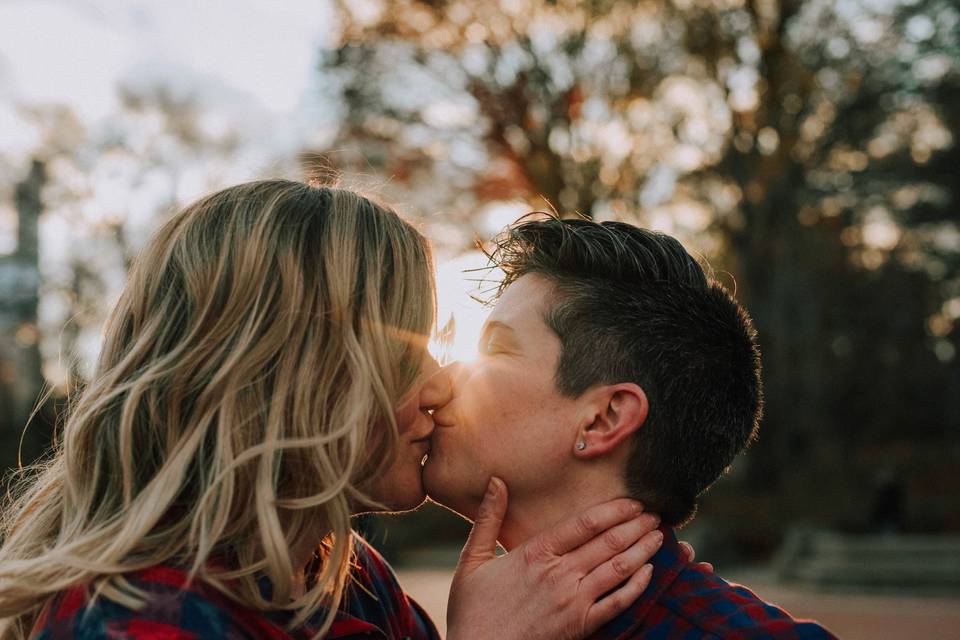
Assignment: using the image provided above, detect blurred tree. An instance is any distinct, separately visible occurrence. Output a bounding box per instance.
[319,0,960,540]
[0,86,245,473]
[0,159,47,468]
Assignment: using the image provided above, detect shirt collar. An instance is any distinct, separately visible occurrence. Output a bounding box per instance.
[256,572,386,639]
[131,565,386,639]
[594,526,686,638]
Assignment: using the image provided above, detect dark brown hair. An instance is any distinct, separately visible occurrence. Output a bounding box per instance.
[490,215,763,526]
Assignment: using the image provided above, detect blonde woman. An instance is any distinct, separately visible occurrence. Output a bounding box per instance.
[0,180,664,639]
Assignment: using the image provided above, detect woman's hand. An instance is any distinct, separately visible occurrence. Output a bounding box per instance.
[446,477,663,640]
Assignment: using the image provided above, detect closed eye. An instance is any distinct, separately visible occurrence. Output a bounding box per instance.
[479,338,510,356]
[477,322,519,358]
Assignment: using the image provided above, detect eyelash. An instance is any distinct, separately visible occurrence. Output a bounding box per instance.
[479,338,503,356]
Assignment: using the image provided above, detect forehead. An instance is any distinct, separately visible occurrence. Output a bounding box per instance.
[489,274,555,331]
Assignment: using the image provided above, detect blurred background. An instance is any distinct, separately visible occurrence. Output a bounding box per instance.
[1,0,958,637]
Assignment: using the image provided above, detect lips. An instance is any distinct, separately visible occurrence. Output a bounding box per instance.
[430,406,457,429]
[413,437,431,468]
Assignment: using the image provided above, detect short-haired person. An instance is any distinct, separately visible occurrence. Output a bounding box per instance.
[424,216,837,639]
[0,182,666,640]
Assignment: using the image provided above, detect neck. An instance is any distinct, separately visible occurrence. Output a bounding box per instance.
[496,472,629,551]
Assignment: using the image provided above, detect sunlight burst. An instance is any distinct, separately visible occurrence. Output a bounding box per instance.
[430,251,499,365]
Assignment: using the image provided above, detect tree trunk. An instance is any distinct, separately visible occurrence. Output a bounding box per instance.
[0,159,50,471]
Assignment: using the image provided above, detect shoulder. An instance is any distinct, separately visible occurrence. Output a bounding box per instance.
[654,564,837,639]
[350,533,399,586]
[346,534,440,640]
[596,529,837,640]
[31,568,261,640]
[349,533,424,611]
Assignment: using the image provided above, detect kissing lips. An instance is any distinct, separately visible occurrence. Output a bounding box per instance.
[413,437,431,469]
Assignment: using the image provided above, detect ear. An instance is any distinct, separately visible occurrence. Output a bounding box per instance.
[574,384,648,459]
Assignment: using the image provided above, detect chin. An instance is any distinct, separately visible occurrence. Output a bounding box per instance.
[383,475,430,512]
[422,463,476,520]
[356,469,429,515]
[356,491,427,515]
[420,459,445,501]
[388,494,428,513]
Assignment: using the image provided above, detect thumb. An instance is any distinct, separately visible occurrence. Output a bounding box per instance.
[456,477,507,576]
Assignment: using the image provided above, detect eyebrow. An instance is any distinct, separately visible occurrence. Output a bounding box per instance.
[479,320,518,344]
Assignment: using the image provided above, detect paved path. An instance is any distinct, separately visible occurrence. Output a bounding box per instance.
[396,567,960,639]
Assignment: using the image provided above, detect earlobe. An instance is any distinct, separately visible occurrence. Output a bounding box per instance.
[573,384,648,458]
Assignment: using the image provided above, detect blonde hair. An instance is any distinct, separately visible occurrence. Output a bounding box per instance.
[0,180,435,638]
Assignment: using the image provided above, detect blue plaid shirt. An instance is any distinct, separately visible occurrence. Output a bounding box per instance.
[591,528,837,639]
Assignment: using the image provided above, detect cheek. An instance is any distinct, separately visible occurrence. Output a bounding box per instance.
[474,377,569,464]
[394,397,420,436]
[460,382,526,460]
[369,445,426,510]
[467,372,538,433]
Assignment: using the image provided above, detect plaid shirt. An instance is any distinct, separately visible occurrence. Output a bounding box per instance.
[31,535,439,639]
[591,528,837,640]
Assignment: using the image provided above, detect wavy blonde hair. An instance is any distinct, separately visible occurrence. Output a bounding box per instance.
[0,180,435,638]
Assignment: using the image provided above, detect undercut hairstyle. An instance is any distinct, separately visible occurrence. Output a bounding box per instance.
[490,215,763,527]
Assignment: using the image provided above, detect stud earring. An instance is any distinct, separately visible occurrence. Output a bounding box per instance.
[576,440,587,451]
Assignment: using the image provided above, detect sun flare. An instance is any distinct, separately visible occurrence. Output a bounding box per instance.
[430,251,499,365]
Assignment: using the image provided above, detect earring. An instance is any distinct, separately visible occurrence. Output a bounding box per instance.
[576,440,587,451]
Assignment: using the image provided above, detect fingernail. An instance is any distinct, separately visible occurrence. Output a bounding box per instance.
[486,477,500,497]
[652,530,663,545]
[642,563,653,578]
[632,501,644,514]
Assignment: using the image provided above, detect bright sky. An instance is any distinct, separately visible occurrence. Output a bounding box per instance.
[433,251,496,364]
[0,0,334,121]
[0,0,495,369]
[0,0,347,171]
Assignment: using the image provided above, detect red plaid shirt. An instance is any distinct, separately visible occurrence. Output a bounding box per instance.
[590,528,837,640]
[30,535,439,639]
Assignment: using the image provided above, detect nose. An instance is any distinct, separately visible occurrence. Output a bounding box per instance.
[419,362,454,412]
[420,361,472,412]
[422,362,474,430]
